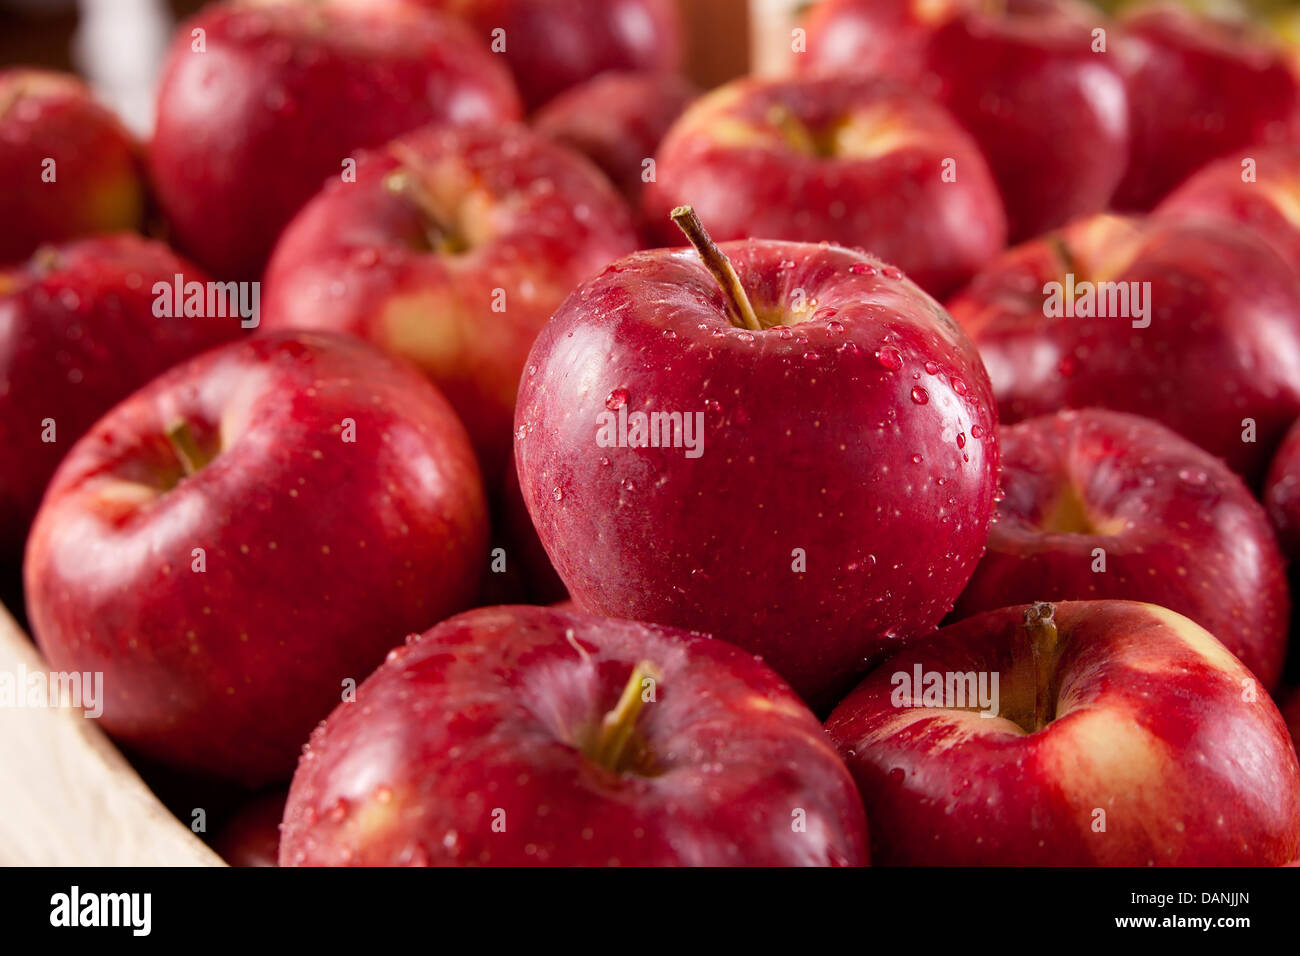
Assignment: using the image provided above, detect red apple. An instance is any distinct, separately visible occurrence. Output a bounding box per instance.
[0,235,243,573]
[148,0,521,280]
[1113,4,1300,211]
[261,122,638,480]
[212,791,286,867]
[533,70,697,237]
[514,208,1000,707]
[413,0,682,112]
[1264,416,1300,564]
[827,600,1300,865]
[24,331,489,786]
[947,213,1300,483]
[0,69,145,265]
[279,604,868,866]
[799,0,1131,241]
[952,409,1289,690]
[1155,143,1300,275]
[643,74,1006,300]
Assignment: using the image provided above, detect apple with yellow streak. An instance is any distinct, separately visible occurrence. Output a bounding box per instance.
[826,600,1300,865]
[262,122,638,481]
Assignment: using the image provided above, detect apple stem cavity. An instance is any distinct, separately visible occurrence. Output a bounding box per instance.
[165,420,209,477]
[1023,602,1060,732]
[671,205,762,332]
[589,659,661,773]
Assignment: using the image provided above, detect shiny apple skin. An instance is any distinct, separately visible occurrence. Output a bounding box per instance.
[643,74,1006,300]
[1114,5,1300,212]
[279,605,868,866]
[261,122,637,481]
[948,214,1300,484]
[514,240,1000,708]
[25,331,489,786]
[1155,143,1300,276]
[953,409,1289,690]
[148,0,521,280]
[414,0,682,112]
[800,0,1130,242]
[0,235,243,571]
[0,69,145,265]
[532,70,696,235]
[827,600,1300,866]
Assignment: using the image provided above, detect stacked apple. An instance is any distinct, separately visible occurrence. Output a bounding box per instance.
[4,0,1300,870]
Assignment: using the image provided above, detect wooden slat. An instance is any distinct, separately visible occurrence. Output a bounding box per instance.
[0,602,223,866]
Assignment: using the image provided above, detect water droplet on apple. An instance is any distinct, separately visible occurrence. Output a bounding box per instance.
[737,331,755,342]
[956,433,966,448]
[827,320,845,333]
[924,361,939,375]
[952,377,968,396]
[911,385,929,404]
[876,347,903,370]
[849,263,877,276]
[970,424,985,439]
[882,266,904,279]
[605,388,628,410]
[912,454,923,463]
[551,487,563,501]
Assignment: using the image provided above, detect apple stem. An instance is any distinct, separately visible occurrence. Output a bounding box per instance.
[590,660,661,773]
[1023,602,1060,732]
[165,420,209,477]
[383,149,462,254]
[671,205,763,332]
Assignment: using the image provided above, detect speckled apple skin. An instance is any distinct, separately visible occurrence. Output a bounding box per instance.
[514,240,1000,709]
[414,0,682,112]
[643,73,1006,299]
[261,122,638,481]
[827,601,1300,866]
[0,235,243,569]
[953,409,1290,690]
[25,332,489,786]
[149,0,521,280]
[948,215,1300,485]
[0,69,144,265]
[279,605,868,866]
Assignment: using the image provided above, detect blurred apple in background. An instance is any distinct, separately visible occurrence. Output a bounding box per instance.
[279,605,868,865]
[25,332,489,786]
[262,122,638,481]
[0,68,144,264]
[644,74,1006,299]
[799,0,1131,241]
[948,213,1300,484]
[953,409,1290,690]
[533,70,697,239]
[0,234,243,575]
[516,212,1000,708]
[1155,143,1300,275]
[827,600,1300,865]
[412,0,683,112]
[1113,2,1300,211]
[148,0,522,280]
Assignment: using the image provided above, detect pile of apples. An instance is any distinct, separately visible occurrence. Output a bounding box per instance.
[5,0,1300,867]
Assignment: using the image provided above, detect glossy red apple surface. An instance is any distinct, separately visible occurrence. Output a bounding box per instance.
[0,235,243,572]
[952,409,1289,690]
[515,223,1000,707]
[279,605,868,866]
[0,69,145,265]
[149,0,521,280]
[1155,143,1300,275]
[261,122,637,480]
[799,0,1130,241]
[1113,4,1300,211]
[533,70,696,235]
[947,213,1300,483]
[25,331,489,786]
[827,600,1300,865]
[414,0,682,111]
[643,74,1006,299]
